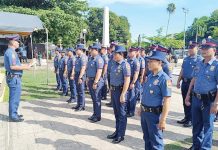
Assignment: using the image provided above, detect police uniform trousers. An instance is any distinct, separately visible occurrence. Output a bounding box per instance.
[101,75,108,99]
[59,70,68,95]
[7,76,22,119]
[68,73,77,100]
[141,111,164,150]
[88,78,104,118]
[111,86,127,137]
[55,68,62,90]
[181,80,192,121]
[135,79,142,101]
[192,96,216,149]
[127,87,136,115]
[75,72,85,108]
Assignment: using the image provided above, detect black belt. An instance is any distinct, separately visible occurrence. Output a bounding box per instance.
[193,91,216,101]
[182,78,192,83]
[141,104,162,115]
[7,74,22,78]
[111,85,123,91]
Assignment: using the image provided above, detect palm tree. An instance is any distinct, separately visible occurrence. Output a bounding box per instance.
[166,3,176,36]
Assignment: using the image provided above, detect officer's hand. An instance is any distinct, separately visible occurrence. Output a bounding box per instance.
[70,76,74,80]
[129,83,135,90]
[63,73,67,78]
[120,94,125,103]
[176,82,181,89]
[185,96,191,106]
[140,77,144,84]
[210,104,218,114]
[158,120,166,130]
[93,83,97,90]
[78,79,83,84]
[136,105,141,116]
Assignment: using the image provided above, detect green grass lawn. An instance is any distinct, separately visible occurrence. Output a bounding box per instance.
[4,67,61,101]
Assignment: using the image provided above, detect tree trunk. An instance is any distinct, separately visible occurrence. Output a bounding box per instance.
[166,13,171,36]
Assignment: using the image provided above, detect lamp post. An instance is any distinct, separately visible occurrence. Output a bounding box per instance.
[82,29,87,46]
[182,7,189,57]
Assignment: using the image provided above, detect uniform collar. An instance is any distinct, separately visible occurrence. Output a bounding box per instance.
[204,57,216,65]
[152,69,164,77]
[189,54,197,58]
[117,59,124,64]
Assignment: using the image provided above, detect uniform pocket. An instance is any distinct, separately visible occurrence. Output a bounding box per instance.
[6,77,17,88]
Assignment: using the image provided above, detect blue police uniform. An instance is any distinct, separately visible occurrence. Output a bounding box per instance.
[67,52,77,101]
[59,52,68,96]
[191,57,218,149]
[87,53,104,120]
[140,50,172,150]
[101,53,109,99]
[127,56,140,116]
[4,48,23,120]
[107,53,114,88]
[136,55,145,102]
[109,45,131,141]
[54,52,61,90]
[74,45,87,109]
[181,54,202,123]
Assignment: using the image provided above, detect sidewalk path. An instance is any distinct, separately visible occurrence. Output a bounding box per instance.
[0,87,218,150]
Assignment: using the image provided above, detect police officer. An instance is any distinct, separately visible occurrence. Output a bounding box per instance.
[107,45,131,144]
[54,48,62,91]
[59,49,68,96]
[127,47,140,117]
[87,43,104,123]
[100,45,109,100]
[4,40,32,122]
[136,47,146,102]
[136,50,172,150]
[72,44,87,111]
[185,38,218,150]
[176,41,202,127]
[66,47,77,103]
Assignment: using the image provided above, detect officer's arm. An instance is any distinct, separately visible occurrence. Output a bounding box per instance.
[79,66,86,79]
[122,76,130,95]
[102,64,108,76]
[94,69,103,83]
[10,65,29,70]
[140,68,145,80]
[186,78,195,97]
[160,97,170,123]
[177,69,183,84]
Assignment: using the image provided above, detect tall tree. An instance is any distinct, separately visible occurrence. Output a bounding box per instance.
[166,3,176,36]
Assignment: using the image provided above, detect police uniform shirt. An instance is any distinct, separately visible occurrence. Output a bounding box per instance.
[4,48,23,75]
[86,55,104,78]
[192,58,218,94]
[75,54,87,73]
[110,60,131,86]
[67,56,76,74]
[162,61,172,78]
[54,55,60,69]
[127,57,140,77]
[59,56,67,71]
[138,56,145,70]
[182,55,202,79]
[142,70,171,107]
[102,54,109,66]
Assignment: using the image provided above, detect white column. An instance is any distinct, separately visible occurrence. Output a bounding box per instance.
[103,6,110,47]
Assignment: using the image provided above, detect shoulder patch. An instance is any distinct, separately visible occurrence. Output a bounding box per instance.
[166,80,172,87]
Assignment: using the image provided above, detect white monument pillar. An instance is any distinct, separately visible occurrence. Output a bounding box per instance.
[103,6,110,47]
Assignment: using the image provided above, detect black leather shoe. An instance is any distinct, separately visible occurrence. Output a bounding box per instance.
[75,107,85,111]
[183,121,192,127]
[88,115,95,120]
[9,118,24,122]
[72,106,80,110]
[18,115,23,118]
[90,117,101,123]
[106,102,112,107]
[214,115,218,122]
[177,118,187,124]
[112,136,124,144]
[107,132,117,139]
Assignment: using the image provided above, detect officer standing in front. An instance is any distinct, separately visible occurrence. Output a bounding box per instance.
[176,41,202,127]
[59,49,68,96]
[127,47,140,117]
[66,48,77,103]
[72,44,87,111]
[136,50,171,150]
[87,43,104,123]
[185,38,218,150]
[4,40,32,122]
[107,45,131,144]
[54,48,62,91]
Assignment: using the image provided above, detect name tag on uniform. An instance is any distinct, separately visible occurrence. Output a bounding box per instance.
[153,79,159,85]
[210,66,215,71]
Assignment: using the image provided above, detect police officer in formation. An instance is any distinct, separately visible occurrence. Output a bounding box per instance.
[137,49,172,150]
[54,48,62,91]
[176,41,202,127]
[185,38,218,150]
[87,43,104,123]
[126,47,140,117]
[72,44,87,111]
[59,49,68,96]
[66,48,77,103]
[107,45,131,143]
[4,40,33,122]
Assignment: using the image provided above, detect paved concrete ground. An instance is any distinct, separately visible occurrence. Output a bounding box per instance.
[0,86,218,150]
